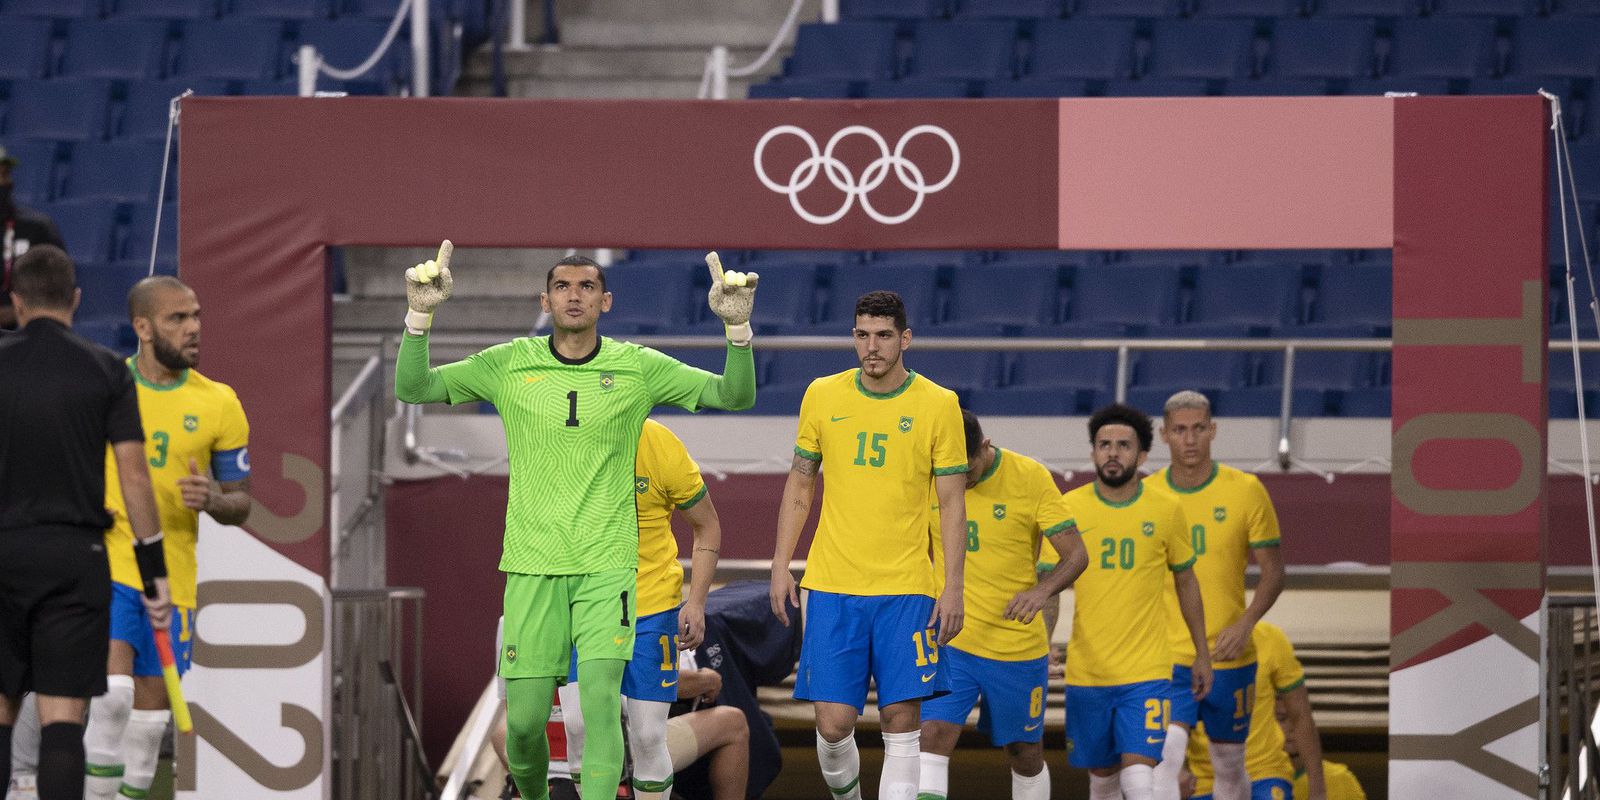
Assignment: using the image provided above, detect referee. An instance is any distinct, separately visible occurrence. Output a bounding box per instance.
[0,245,171,800]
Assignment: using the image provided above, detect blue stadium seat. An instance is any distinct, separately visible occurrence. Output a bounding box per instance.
[982,77,1092,95]
[842,0,948,19]
[1510,18,1600,77]
[1553,0,1600,12]
[1074,0,1185,16]
[957,0,1066,17]
[762,349,860,390]
[1268,18,1376,78]
[748,79,856,98]
[1067,264,1182,331]
[39,198,120,262]
[600,263,697,333]
[1432,0,1540,14]
[74,261,148,323]
[0,19,53,79]
[234,79,297,94]
[5,79,112,141]
[1104,78,1212,95]
[2,0,104,18]
[1568,142,1600,203]
[175,20,285,79]
[1466,77,1572,103]
[1335,387,1389,416]
[1147,19,1259,79]
[944,264,1063,330]
[122,201,176,268]
[1547,351,1600,392]
[117,79,227,139]
[746,264,821,333]
[1260,350,1377,390]
[621,248,705,266]
[1385,18,1500,78]
[62,19,170,79]
[300,18,405,87]
[1027,19,1137,79]
[1009,350,1118,390]
[1119,250,1225,266]
[1315,0,1423,14]
[824,264,941,328]
[1235,248,1349,266]
[114,0,220,18]
[907,20,1018,79]
[1221,78,1329,95]
[229,0,332,18]
[1121,386,1224,416]
[992,249,1104,267]
[3,140,58,204]
[1342,76,1450,94]
[872,250,977,265]
[749,250,859,266]
[1132,350,1252,390]
[1307,262,1390,333]
[73,318,135,354]
[1213,387,1329,416]
[785,22,898,80]
[1190,0,1305,16]
[1188,263,1305,328]
[861,79,972,97]
[912,350,1005,391]
[63,140,168,201]
[968,385,1081,415]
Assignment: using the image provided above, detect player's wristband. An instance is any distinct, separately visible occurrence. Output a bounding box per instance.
[724,322,752,347]
[404,309,433,336]
[133,532,168,597]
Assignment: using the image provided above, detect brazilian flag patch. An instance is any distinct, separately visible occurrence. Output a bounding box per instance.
[1214,506,1227,522]
[993,503,1006,520]
[599,373,615,391]
[635,476,650,494]
[183,414,199,432]
[1141,521,1155,537]
[504,645,517,663]
[899,416,914,433]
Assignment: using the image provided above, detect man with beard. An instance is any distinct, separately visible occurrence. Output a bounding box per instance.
[1062,404,1210,800]
[0,145,65,331]
[769,290,968,800]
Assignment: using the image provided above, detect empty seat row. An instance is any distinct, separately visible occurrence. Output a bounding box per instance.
[14,198,176,267]
[842,0,1600,20]
[0,0,426,20]
[2,138,174,204]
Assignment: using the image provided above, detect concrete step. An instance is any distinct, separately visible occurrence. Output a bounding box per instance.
[339,246,571,299]
[458,74,768,99]
[549,0,819,49]
[470,45,769,80]
[334,296,545,335]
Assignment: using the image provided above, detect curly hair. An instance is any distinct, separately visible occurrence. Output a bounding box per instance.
[854,290,907,332]
[1088,403,1154,453]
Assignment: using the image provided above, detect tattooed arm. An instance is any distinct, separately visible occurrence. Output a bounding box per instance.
[770,452,819,625]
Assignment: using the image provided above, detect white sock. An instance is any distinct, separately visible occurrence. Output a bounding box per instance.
[1121,763,1155,800]
[10,693,40,775]
[83,676,134,800]
[880,730,921,800]
[919,751,949,800]
[1012,764,1050,800]
[1088,771,1122,800]
[1152,724,1189,800]
[557,682,584,785]
[816,731,862,800]
[1209,740,1249,800]
[625,698,673,800]
[118,709,170,796]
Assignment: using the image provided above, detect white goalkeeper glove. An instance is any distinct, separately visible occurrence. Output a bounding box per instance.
[705,251,759,347]
[404,240,454,335]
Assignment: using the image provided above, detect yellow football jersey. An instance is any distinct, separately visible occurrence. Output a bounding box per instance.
[1150,463,1280,669]
[634,419,708,618]
[929,448,1075,661]
[1295,761,1367,800]
[1063,480,1194,686]
[796,369,966,598]
[106,362,250,608]
[1188,622,1302,792]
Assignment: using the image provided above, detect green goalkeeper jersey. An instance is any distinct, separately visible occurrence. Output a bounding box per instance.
[423,336,712,575]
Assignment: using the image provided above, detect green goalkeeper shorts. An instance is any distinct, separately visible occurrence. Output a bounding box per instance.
[500,568,637,680]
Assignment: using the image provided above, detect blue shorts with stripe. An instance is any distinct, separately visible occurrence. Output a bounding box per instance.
[921,647,1048,746]
[109,583,193,678]
[1194,777,1293,800]
[566,607,680,702]
[1169,661,1258,743]
[794,591,947,713]
[1064,680,1171,769]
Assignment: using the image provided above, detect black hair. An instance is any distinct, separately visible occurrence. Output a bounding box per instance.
[1088,402,1154,453]
[962,408,985,460]
[545,255,607,292]
[127,275,189,322]
[11,245,75,310]
[854,290,907,332]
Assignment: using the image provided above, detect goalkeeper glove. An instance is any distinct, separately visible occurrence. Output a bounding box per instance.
[705,251,759,347]
[404,240,454,335]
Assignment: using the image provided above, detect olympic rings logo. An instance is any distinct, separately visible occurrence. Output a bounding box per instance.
[753,124,961,225]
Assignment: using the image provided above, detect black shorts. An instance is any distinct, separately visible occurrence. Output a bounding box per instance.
[0,527,111,698]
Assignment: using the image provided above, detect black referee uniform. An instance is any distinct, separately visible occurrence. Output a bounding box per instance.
[0,316,142,700]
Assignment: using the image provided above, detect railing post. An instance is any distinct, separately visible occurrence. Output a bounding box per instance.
[1277,344,1295,471]
[297,44,319,97]
[1114,345,1129,405]
[411,0,429,97]
[508,0,529,51]
[822,0,840,23]
[711,45,730,100]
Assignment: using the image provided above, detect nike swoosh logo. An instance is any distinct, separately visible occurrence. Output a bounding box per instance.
[613,636,627,645]
[830,415,851,422]
[661,679,678,688]
[1024,722,1041,731]
[523,375,545,384]
[920,672,936,683]
[1146,736,1163,744]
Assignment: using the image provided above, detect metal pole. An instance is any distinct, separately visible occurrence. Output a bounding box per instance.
[1114,345,1129,404]
[1277,345,1295,471]
[711,45,730,101]
[821,0,839,23]
[508,0,529,50]
[411,0,429,97]
[297,44,319,97]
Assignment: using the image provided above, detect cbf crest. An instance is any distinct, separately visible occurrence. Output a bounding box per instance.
[635,476,651,495]
[504,644,518,663]
[1141,521,1155,537]
[898,416,914,433]
[183,414,199,432]
[992,503,1007,521]
[599,373,616,391]
[1214,506,1227,522]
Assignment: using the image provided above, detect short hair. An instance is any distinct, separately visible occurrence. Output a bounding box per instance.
[1163,389,1212,419]
[1088,402,1154,453]
[10,245,75,310]
[127,275,190,322]
[962,408,985,460]
[854,290,907,332]
[545,255,607,292]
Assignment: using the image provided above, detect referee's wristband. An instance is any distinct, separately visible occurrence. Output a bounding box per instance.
[133,532,168,597]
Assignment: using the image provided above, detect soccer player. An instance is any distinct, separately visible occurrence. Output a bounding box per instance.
[559,418,722,800]
[1185,622,1325,800]
[395,245,757,800]
[1063,403,1210,800]
[918,410,1086,800]
[769,290,968,800]
[1150,391,1286,800]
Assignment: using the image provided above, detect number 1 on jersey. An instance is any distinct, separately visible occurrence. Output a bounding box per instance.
[566,391,580,427]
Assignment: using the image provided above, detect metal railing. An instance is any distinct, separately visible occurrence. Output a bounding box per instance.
[1545,595,1600,800]
[332,353,388,589]
[297,0,429,97]
[332,587,433,800]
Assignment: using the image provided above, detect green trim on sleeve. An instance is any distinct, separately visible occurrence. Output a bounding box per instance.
[1042,519,1076,538]
[1275,676,1306,696]
[676,483,709,510]
[932,463,970,476]
[1169,555,1197,573]
[1249,538,1282,549]
[794,445,822,462]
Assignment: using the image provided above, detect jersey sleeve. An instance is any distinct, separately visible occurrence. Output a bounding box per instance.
[1246,475,1282,549]
[794,380,822,462]
[661,432,709,510]
[1034,466,1076,538]
[929,390,968,476]
[105,360,143,444]
[1260,624,1306,694]
[210,387,251,482]
[1166,504,1197,571]
[435,343,511,405]
[639,346,713,412]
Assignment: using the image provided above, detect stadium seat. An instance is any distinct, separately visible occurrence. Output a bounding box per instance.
[1306,262,1391,334]
[74,261,148,323]
[61,19,171,79]
[763,348,860,388]
[1335,387,1389,416]
[1221,78,1329,95]
[5,79,112,141]
[1342,76,1450,95]
[943,263,1063,330]
[1,0,104,18]
[228,0,333,18]
[73,318,135,354]
[1213,386,1329,416]
[0,19,53,79]
[744,264,821,333]
[1074,0,1185,16]
[175,20,286,79]
[1132,350,1252,391]
[1566,142,1600,203]
[1385,18,1500,78]
[747,79,856,99]
[117,79,227,140]
[4,140,58,204]
[1103,78,1212,96]
[39,198,120,262]
[749,250,859,266]
[62,140,169,202]
[992,249,1105,267]
[861,79,972,98]
[956,0,1067,18]
[785,22,899,81]
[1268,18,1377,78]
[1432,0,1540,14]
[114,0,220,18]
[122,201,177,268]
[912,350,1005,391]
[871,250,977,265]
[824,264,941,328]
[1027,19,1137,79]
[1188,263,1305,328]
[1260,350,1377,390]
[598,262,697,333]
[1547,351,1600,391]
[842,0,948,19]
[1315,0,1423,14]
[233,79,298,94]
[1234,249,1350,266]
[982,77,1093,96]
[300,18,406,87]
[1190,0,1306,16]
[1147,19,1259,79]
[1119,250,1225,266]
[907,20,1018,80]
[621,248,705,266]
[1067,264,1182,332]
[968,385,1081,415]
[1121,386,1224,416]
[1552,0,1600,12]
[1510,18,1600,77]
[1009,349,1119,391]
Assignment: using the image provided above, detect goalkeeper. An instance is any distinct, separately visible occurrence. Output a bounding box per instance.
[394,244,756,800]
